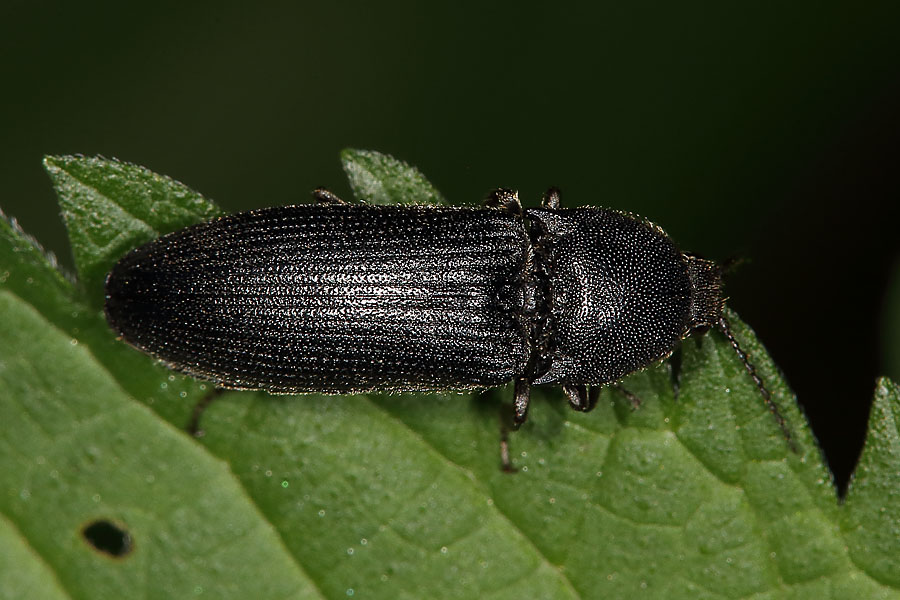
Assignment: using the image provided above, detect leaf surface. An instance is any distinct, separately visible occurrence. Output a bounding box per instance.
[0,289,322,599]
[43,156,222,307]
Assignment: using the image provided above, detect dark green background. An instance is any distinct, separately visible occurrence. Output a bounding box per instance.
[2,1,898,488]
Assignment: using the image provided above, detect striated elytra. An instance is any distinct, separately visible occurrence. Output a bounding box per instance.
[105,187,790,442]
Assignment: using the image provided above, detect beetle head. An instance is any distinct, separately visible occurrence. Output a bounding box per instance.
[684,253,725,334]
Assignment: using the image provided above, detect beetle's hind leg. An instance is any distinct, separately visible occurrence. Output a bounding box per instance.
[186,388,225,437]
[312,187,349,204]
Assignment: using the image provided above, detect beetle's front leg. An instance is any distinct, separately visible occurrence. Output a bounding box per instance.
[612,383,642,409]
[563,384,599,413]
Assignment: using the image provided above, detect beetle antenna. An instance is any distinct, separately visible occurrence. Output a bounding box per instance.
[719,255,747,276]
[717,315,798,453]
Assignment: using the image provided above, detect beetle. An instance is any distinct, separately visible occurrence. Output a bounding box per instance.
[104,187,792,446]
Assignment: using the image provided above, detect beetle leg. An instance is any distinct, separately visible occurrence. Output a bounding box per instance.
[588,386,600,410]
[563,384,600,412]
[500,423,517,473]
[563,384,583,409]
[512,378,531,428]
[563,384,588,411]
[613,383,642,409]
[311,187,348,204]
[186,388,225,437]
[485,188,523,216]
[542,186,562,209]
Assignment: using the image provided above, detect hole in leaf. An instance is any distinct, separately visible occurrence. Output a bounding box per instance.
[82,519,133,557]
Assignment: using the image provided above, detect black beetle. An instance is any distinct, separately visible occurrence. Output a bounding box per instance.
[105,187,791,444]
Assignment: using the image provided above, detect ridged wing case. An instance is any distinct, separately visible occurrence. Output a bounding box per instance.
[105,204,532,393]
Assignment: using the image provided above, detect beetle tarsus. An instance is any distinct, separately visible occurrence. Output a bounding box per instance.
[498,401,519,472]
[186,388,225,437]
[613,384,641,409]
[542,186,562,209]
[485,188,523,216]
[312,187,348,204]
[500,423,517,473]
[564,383,595,412]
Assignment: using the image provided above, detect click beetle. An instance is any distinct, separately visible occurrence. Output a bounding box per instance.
[104,187,792,446]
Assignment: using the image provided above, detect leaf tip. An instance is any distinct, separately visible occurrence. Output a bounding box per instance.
[42,154,64,174]
[42,154,99,180]
[870,376,900,427]
[339,147,365,162]
[874,375,899,396]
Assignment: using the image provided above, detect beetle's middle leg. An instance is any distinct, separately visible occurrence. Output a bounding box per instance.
[498,378,533,473]
[485,188,524,216]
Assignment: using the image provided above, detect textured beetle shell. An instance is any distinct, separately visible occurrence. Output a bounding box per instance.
[106,201,707,396]
[105,205,532,393]
[527,207,693,385]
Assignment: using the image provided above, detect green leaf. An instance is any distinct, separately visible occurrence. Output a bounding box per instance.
[0,291,322,599]
[3,169,215,429]
[0,512,68,600]
[341,148,446,204]
[2,150,900,599]
[43,155,222,307]
[842,378,900,588]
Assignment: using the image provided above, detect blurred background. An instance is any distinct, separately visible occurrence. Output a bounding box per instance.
[2,1,898,491]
